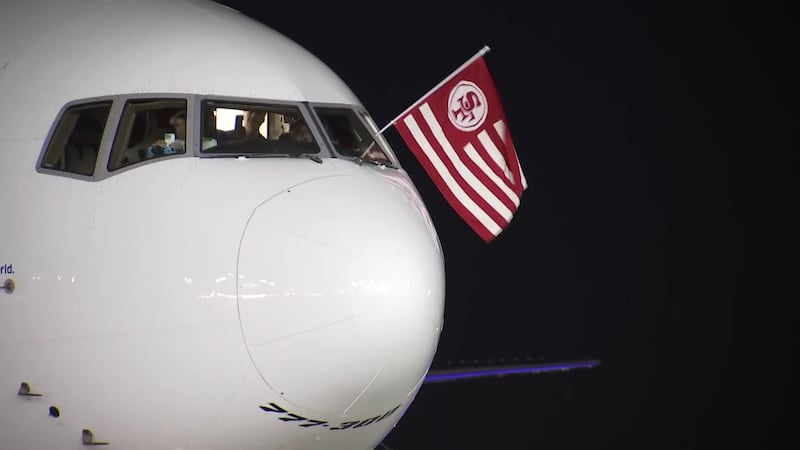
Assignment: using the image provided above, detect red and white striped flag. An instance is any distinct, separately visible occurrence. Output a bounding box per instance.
[392,47,527,242]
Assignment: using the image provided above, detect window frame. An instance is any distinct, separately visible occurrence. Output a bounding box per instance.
[37,96,116,180]
[307,101,400,168]
[36,95,399,182]
[107,97,190,172]
[198,97,327,157]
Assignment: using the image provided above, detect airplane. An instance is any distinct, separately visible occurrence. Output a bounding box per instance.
[0,1,598,449]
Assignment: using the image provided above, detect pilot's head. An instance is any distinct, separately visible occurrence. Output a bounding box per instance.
[292,121,312,142]
[169,110,187,140]
[243,110,266,137]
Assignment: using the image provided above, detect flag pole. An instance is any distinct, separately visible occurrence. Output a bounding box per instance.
[376,45,491,136]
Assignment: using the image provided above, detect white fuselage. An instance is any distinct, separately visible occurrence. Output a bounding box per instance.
[0,1,446,449]
[1,157,444,449]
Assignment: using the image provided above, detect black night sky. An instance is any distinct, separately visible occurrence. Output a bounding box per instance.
[216,2,793,448]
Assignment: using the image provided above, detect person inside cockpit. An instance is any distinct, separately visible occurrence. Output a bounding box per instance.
[241,110,267,140]
[280,120,313,143]
[148,110,186,157]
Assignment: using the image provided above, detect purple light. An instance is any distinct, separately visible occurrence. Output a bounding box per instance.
[423,359,601,383]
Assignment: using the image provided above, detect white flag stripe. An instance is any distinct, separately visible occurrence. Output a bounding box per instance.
[477,130,513,183]
[402,114,503,236]
[493,120,528,190]
[478,131,519,206]
[518,157,528,189]
[419,104,514,223]
[464,142,520,208]
[493,119,507,143]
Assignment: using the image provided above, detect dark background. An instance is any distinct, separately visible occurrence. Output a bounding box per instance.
[216,1,794,448]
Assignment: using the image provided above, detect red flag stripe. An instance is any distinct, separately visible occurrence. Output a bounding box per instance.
[491,119,527,191]
[404,110,507,235]
[473,124,523,198]
[476,129,514,184]
[462,129,522,207]
[401,113,502,240]
[417,104,515,223]
[406,110,512,236]
[463,142,520,210]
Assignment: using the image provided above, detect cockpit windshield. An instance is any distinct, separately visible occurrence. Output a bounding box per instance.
[201,101,320,157]
[314,107,394,166]
[39,96,401,181]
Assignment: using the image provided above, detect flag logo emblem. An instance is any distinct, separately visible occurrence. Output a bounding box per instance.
[448,81,487,132]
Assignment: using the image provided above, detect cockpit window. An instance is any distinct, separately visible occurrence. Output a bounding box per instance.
[40,101,112,176]
[108,99,188,171]
[39,96,400,181]
[201,101,319,156]
[314,107,393,165]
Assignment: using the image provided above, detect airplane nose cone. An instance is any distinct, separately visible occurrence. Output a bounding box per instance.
[237,173,444,417]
